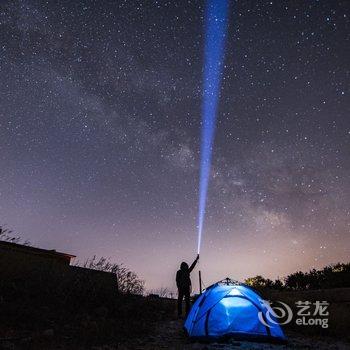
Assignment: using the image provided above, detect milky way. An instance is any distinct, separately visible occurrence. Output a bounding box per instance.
[0,1,349,291]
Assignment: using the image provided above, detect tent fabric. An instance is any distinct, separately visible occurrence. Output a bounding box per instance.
[184,282,286,342]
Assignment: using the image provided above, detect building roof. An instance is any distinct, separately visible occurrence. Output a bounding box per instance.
[0,240,76,261]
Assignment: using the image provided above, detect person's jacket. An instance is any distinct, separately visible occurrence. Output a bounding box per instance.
[176,258,198,291]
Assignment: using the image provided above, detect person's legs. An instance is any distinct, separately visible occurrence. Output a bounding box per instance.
[177,289,184,316]
[184,290,191,315]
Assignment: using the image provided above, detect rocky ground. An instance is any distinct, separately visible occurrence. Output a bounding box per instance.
[1,292,349,350]
[1,319,349,349]
[119,320,350,350]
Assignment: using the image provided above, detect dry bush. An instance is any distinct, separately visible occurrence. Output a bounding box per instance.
[80,256,145,295]
[0,225,30,245]
[148,287,174,298]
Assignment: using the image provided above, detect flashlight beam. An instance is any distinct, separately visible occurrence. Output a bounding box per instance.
[197,0,229,254]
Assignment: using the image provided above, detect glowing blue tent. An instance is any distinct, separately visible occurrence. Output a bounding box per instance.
[184,279,286,342]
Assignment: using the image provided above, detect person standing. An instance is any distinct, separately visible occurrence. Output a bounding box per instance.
[176,254,199,317]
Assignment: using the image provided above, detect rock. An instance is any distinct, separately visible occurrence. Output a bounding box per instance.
[42,329,54,337]
[0,341,15,350]
[147,336,156,342]
[19,337,33,347]
[95,306,108,318]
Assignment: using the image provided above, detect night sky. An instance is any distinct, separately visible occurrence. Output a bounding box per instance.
[1,1,349,292]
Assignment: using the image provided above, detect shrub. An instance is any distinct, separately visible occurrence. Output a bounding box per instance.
[80,256,145,295]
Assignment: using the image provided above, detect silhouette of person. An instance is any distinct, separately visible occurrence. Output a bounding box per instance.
[176,254,199,317]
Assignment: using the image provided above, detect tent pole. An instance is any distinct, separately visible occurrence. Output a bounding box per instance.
[199,270,202,294]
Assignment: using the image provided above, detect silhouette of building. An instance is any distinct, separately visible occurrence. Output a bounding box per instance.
[0,240,75,267]
[0,240,118,296]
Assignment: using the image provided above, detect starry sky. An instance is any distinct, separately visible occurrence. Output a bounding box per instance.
[0,0,349,292]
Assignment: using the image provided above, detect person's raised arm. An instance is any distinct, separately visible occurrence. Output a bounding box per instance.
[189,254,199,273]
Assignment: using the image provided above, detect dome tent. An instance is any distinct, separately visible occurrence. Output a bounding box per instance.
[184,278,286,343]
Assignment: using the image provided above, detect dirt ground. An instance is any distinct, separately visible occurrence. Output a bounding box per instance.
[119,320,350,350]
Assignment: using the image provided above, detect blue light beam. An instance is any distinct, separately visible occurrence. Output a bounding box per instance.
[197,0,229,254]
